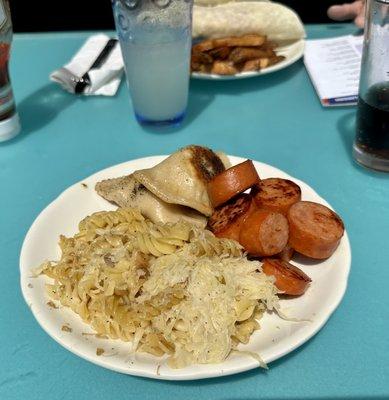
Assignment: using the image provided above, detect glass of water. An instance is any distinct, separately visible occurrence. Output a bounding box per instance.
[112,0,193,126]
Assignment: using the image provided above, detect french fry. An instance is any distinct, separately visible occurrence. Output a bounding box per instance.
[229,47,276,64]
[211,61,238,75]
[241,59,262,72]
[193,63,210,73]
[261,41,277,50]
[192,39,215,53]
[208,46,231,60]
[191,51,213,65]
[268,55,286,66]
[259,58,270,69]
[193,34,266,52]
[241,55,286,72]
[191,35,285,75]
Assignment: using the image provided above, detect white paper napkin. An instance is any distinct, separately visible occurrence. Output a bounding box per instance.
[50,34,124,96]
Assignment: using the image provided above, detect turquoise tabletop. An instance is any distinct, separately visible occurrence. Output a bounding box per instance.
[1,24,389,400]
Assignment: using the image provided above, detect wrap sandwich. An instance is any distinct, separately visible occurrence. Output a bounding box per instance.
[192,1,306,45]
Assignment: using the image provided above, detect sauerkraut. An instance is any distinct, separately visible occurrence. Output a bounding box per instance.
[38,208,279,368]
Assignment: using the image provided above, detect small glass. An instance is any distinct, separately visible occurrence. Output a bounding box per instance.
[0,0,20,142]
[112,0,193,126]
[353,0,389,171]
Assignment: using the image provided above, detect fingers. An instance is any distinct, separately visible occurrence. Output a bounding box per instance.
[327,1,363,21]
[354,12,365,28]
[354,0,366,28]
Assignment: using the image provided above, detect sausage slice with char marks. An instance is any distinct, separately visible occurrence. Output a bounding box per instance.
[262,258,311,296]
[252,178,301,215]
[287,201,344,259]
[207,194,256,242]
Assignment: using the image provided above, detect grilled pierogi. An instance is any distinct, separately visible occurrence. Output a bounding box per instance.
[96,174,207,227]
[133,146,226,216]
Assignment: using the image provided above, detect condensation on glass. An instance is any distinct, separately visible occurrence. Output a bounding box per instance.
[111,0,193,127]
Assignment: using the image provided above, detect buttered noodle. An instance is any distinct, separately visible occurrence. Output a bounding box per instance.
[38,208,279,368]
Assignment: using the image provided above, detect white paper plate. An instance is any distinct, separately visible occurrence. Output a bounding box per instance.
[191,39,305,80]
[20,155,351,380]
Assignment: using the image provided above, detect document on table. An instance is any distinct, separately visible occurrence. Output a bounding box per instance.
[304,35,363,107]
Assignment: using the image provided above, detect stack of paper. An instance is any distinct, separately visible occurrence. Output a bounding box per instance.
[304,35,363,107]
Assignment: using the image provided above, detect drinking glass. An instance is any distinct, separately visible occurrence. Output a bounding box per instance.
[112,0,193,126]
[353,0,389,171]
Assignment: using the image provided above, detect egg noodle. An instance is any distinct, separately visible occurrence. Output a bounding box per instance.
[38,208,279,368]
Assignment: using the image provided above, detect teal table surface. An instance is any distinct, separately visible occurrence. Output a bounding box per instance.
[1,24,389,400]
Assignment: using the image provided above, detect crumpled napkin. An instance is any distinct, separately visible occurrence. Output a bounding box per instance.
[50,33,124,96]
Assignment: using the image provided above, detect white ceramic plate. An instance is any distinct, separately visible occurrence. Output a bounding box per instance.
[191,39,305,80]
[20,155,351,380]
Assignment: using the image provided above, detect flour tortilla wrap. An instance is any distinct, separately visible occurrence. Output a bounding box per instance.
[194,0,248,5]
[193,2,305,45]
[194,0,270,6]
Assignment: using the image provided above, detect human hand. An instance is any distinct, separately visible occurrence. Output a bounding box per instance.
[327,0,366,28]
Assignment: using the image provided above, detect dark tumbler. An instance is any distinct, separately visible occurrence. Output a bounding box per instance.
[353,0,389,171]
